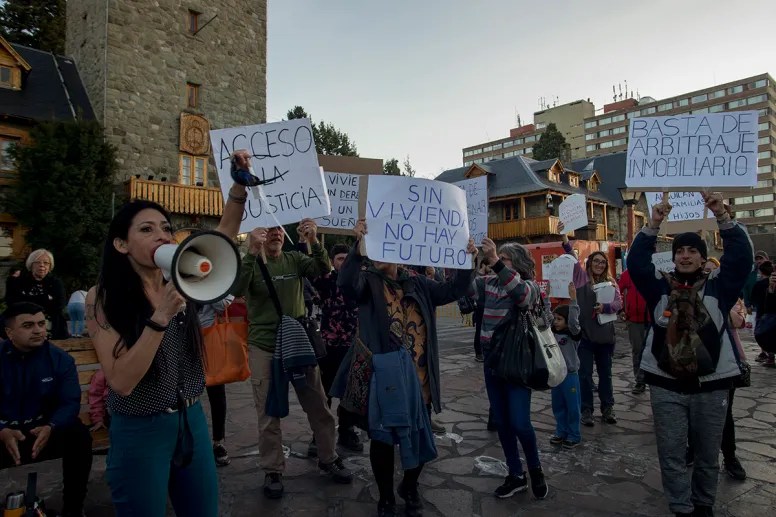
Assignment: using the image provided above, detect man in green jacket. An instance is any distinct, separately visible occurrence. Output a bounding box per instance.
[232,218,352,499]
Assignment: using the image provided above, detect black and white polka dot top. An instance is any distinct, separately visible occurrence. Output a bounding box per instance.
[107,315,205,416]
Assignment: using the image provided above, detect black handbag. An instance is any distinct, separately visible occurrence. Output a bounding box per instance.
[457,296,476,315]
[486,307,550,390]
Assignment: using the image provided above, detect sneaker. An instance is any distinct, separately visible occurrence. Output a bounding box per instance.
[337,429,364,453]
[528,466,549,499]
[213,441,231,467]
[494,473,527,498]
[307,438,318,458]
[549,435,564,445]
[430,419,447,434]
[581,410,595,427]
[764,355,776,367]
[475,353,484,362]
[377,499,397,517]
[397,481,424,516]
[755,351,768,363]
[631,382,647,394]
[263,473,284,499]
[319,457,353,484]
[723,456,747,480]
[562,440,580,450]
[602,407,618,424]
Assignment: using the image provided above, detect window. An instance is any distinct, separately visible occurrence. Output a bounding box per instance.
[757,179,773,188]
[515,138,524,145]
[586,144,597,152]
[728,85,744,95]
[641,107,656,115]
[753,194,774,203]
[493,143,502,150]
[585,133,596,141]
[0,66,12,88]
[504,202,519,221]
[709,89,726,99]
[627,111,638,119]
[751,79,768,89]
[759,136,771,146]
[612,114,626,123]
[504,151,515,158]
[759,122,770,132]
[599,116,612,126]
[600,141,614,149]
[755,208,774,217]
[503,140,514,149]
[693,107,709,114]
[569,175,579,187]
[676,99,689,107]
[728,99,746,109]
[598,129,611,138]
[734,196,753,204]
[612,138,627,147]
[188,10,200,35]
[758,150,772,160]
[524,135,536,143]
[748,94,767,105]
[708,104,725,113]
[0,137,19,171]
[179,154,207,185]
[585,121,597,129]
[186,82,199,108]
[758,164,774,173]
[464,160,473,167]
[536,122,547,130]
[613,126,626,135]
[691,94,708,104]
[588,178,599,192]
[658,102,673,112]
[525,147,533,155]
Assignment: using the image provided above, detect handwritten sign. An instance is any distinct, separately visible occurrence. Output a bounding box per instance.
[453,176,488,244]
[645,192,714,223]
[209,118,331,233]
[559,194,589,232]
[541,254,558,281]
[652,251,674,273]
[365,176,471,269]
[626,112,758,190]
[547,255,577,299]
[316,172,360,232]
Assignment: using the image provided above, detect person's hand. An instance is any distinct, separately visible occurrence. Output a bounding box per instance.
[650,198,672,229]
[153,282,186,324]
[481,238,498,266]
[30,425,51,460]
[568,282,577,301]
[701,192,726,218]
[558,222,570,243]
[0,428,24,466]
[297,218,318,244]
[248,228,268,256]
[466,238,477,257]
[90,422,106,432]
[594,303,603,315]
[353,219,367,241]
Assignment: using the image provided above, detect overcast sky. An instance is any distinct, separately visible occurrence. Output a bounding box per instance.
[266,0,776,178]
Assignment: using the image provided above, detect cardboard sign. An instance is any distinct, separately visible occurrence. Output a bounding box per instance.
[547,255,577,299]
[209,118,331,233]
[559,194,589,233]
[453,176,488,244]
[626,112,759,190]
[364,176,471,269]
[645,191,718,233]
[652,251,674,273]
[315,172,360,233]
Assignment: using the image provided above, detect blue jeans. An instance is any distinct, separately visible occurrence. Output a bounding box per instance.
[483,361,541,476]
[67,302,85,336]
[551,371,581,442]
[578,341,615,414]
[107,402,218,517]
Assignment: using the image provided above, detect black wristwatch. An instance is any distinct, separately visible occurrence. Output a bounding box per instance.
[145,318,168,332]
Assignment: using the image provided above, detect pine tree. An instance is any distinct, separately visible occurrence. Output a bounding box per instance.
[0,0,66,54]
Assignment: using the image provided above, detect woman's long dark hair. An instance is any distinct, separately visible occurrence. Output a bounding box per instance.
[95,200,203,360]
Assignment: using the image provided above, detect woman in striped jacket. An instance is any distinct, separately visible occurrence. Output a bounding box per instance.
[472,238,548,501]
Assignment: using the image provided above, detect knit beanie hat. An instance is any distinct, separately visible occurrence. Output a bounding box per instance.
[672,232,707,260]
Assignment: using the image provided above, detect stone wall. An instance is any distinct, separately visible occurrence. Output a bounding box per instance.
[68,0,267,182]
[66,0,108,126]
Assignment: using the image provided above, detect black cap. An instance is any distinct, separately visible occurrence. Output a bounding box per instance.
[672,232,707,260]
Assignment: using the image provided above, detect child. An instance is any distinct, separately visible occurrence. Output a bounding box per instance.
[550,282,583,449]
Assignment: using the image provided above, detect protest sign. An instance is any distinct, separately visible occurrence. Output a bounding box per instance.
[547,255,577,299]
[645,191,716,233]
[453,176,488,244]
[364,176,471,269]
[652,251,674,273]
[558,194,589,232]
[209,118,330,233]
[626,111,758,190]
[315,172,360,233]
[541,254,558,281]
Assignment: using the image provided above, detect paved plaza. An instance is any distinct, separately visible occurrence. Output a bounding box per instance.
[1,320,775,516]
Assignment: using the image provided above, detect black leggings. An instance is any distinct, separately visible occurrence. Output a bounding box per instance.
[370,439,424,503]
[206,384,227,442]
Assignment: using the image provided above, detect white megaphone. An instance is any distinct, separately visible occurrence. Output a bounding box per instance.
[153,230,241,304]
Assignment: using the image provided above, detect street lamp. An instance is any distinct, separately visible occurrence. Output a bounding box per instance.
[619,188,640,244]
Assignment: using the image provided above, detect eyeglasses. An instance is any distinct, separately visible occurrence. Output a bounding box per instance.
[590,259,607,266]
[32,261,51,267]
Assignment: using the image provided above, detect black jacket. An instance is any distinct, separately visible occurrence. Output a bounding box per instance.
[5,272,69,339]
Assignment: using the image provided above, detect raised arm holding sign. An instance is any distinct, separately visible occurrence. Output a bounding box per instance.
[558,194,589,233]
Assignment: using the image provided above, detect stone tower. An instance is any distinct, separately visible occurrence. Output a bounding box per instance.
[65,1,267,185]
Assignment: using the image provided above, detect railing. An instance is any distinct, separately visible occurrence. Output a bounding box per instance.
[488,216,561,240]
[125,177,224,216]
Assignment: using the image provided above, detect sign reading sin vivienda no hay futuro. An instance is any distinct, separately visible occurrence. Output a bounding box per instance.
[625,111,758,190]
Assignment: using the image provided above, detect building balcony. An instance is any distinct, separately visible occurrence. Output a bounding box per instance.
[125,177,223,217]
[488,217,611,241]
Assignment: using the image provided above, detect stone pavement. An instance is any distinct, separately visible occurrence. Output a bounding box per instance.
[2,321,775,516]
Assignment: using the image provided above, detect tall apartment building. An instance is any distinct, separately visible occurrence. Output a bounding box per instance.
[462,100,594,166]
[583,73,775,234]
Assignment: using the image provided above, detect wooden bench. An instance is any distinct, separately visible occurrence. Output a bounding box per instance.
[50,338,110,453]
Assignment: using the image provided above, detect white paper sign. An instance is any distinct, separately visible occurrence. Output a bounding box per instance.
[626,112,758,189]
[645,192,714,223]
[652,251,674,273]
[559,194,589,232]
[209,118,331,233]
[547,255,577,299]
[453,176,488,244]
[365,176,471,269]
[315,172,360,230]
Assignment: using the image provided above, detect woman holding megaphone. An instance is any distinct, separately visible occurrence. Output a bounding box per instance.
[84,150,251,516]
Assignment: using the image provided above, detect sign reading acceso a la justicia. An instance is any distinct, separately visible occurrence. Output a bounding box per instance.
[626,111,758,189]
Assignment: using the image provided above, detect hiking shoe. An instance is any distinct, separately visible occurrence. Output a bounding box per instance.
[263,473,284,499]
[307,438,318,458]
[562,440,580,450]
[602,407,618,424]
[755,351,768,363]
[213,441,231,467]
[377,500,397,517]
[337,429,364,453]
[494,473,527,498]
[319,457,353,484]
[581,410,595,427]
[430,419,446,434]
[397,481,424,516]
[529,466,549,499]
[475,353,484,362]
[549,435,564,445]
[631,382,646,394]
[723,457,747,480]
